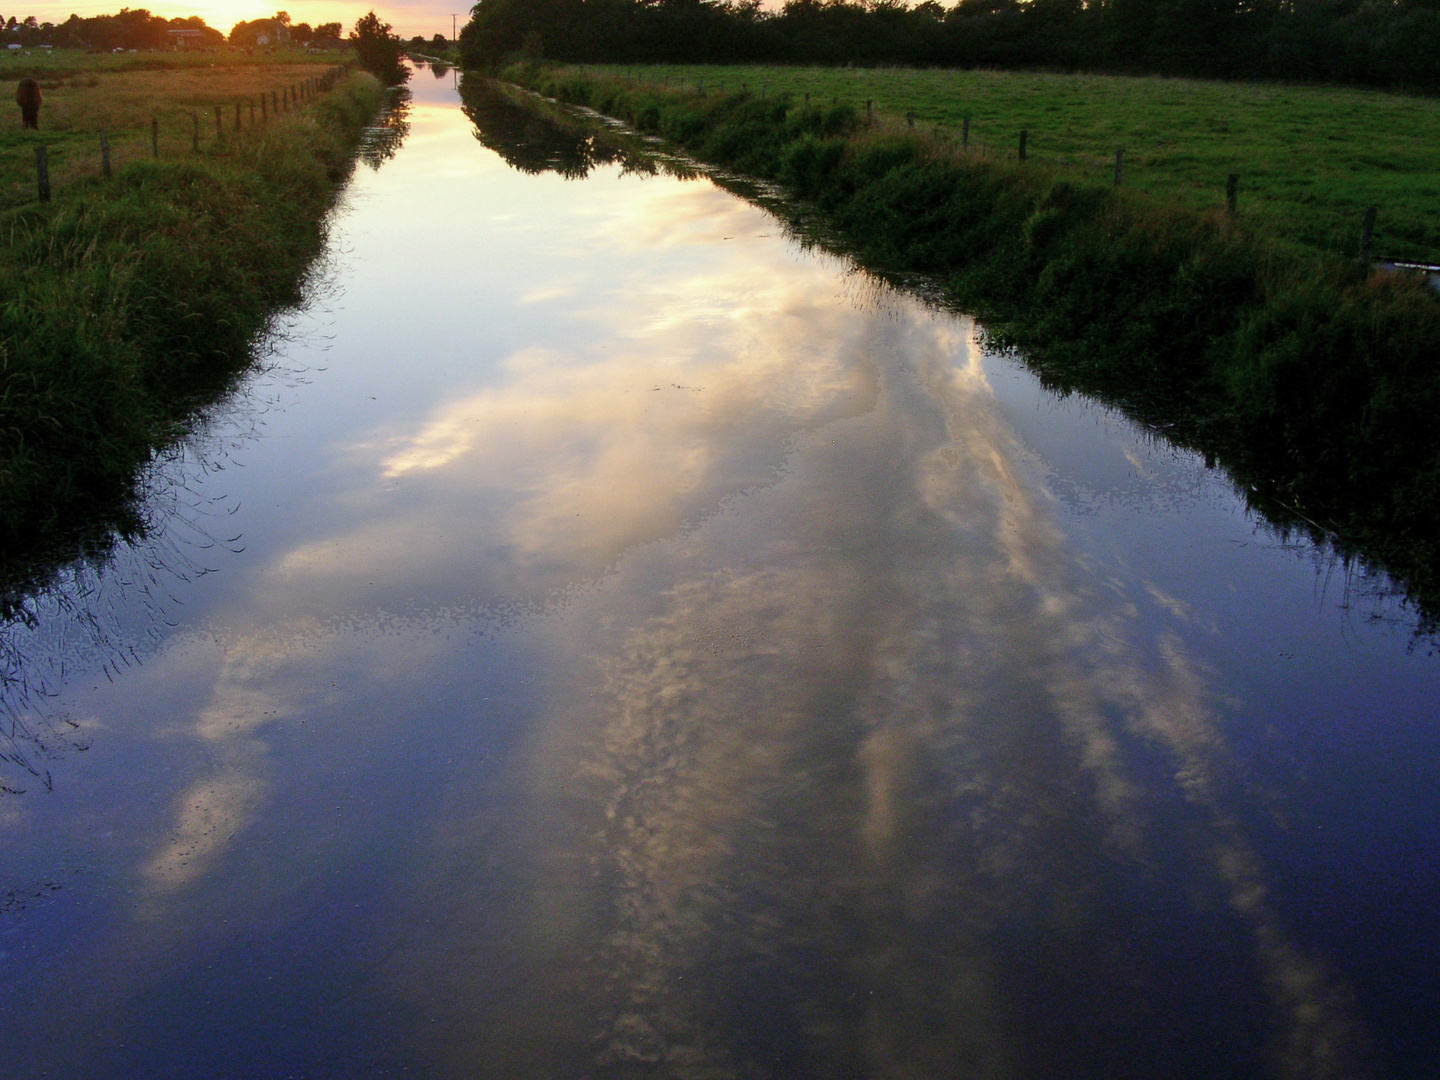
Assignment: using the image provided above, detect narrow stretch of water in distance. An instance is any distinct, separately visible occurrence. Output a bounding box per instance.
[2,70,1438,1080]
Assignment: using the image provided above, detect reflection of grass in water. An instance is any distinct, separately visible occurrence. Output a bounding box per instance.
[358,86,413,170]
[0,73,388,790]
[0,324,320,796]
[461,78,664,182]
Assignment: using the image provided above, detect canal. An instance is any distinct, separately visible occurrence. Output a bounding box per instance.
[2,69,1437,1080]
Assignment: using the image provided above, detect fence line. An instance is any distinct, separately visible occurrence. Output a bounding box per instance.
[10,63,354,208]
[603,68,1394,257]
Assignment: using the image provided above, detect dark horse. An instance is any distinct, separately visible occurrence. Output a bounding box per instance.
[16,78,41,130]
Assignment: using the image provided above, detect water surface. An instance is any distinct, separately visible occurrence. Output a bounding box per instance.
[2,72,1437,1080]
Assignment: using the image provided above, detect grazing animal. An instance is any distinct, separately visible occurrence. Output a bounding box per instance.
[16,79,42,130]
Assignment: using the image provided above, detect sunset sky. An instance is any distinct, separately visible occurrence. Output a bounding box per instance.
[12,2,462,40]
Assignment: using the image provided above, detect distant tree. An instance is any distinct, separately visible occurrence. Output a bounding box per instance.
[314,21,342,40]
[292,20,313,44]
[350,10,408,84]
[431,32,447,47]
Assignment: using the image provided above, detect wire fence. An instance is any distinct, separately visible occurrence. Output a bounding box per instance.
[608,70,1397,261]
[9,62,355,209]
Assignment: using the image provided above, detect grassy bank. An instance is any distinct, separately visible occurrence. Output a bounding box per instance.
[501,65,1440,627]
[591,64,1440,265]
[0,64,387,608]
[1,55,351,208]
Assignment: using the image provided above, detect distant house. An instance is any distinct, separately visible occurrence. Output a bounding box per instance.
[256,20,291,48]
[230,18,293,49]
[167,29,203,48]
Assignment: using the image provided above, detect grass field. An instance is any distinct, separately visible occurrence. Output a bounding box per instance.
[1,50,349,210]
[0,44,337,79]
[588,64,1440,262]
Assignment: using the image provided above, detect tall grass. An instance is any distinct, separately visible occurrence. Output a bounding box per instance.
[507,65,1440,627]
[0,70,386,607]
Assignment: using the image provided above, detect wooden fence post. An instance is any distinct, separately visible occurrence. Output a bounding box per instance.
[215,105,222,139]
[191,111,199,151]
[261,93,267,120]
[151,116,159,157]
[907,110,915,129]
[1114,147,1124,187]
[1226,173,1239,216]
[866,99,873,125]
[35,146,49,202]
[249,99,256,125]
[1019,129,1027,162]
[1360,206,1377,262]
[100,129,111,178]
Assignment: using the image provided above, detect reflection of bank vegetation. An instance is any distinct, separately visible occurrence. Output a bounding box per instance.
[358,85,413,169]
[0,353,291,794]
[462,78,697,183]
[0,73,400,788]
[480,67,1440,638]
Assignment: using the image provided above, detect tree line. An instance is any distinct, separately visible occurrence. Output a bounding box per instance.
[461,0,1440,91]
[0,9,343,52]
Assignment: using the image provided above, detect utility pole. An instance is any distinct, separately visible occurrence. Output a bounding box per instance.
[452,14,457,42]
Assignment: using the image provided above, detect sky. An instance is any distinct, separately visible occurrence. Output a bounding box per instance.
[10,2,464,41]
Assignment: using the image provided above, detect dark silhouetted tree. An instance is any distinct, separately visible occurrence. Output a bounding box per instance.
[351,10,408,84]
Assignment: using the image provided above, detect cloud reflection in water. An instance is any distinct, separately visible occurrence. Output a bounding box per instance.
[370,303,1363,1076]
[61,103,1369,1078]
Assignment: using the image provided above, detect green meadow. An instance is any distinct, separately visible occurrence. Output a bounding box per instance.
[589,64,1440,263]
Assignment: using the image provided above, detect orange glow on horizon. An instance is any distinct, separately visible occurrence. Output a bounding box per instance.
[13,2,460,41]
